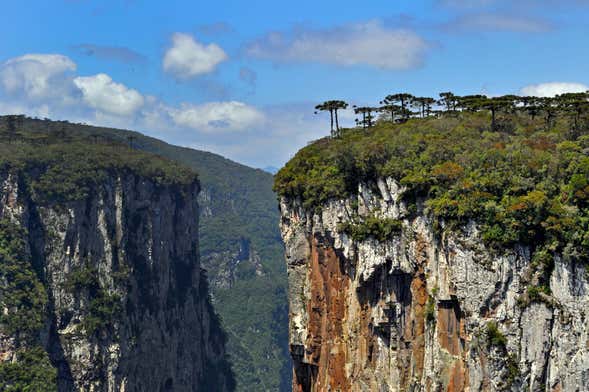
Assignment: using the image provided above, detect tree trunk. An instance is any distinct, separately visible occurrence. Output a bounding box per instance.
[335,109,340,137]
[330,109,334,136]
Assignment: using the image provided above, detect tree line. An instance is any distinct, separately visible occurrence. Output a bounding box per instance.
[0,115,138,149]
[315,91,589,138]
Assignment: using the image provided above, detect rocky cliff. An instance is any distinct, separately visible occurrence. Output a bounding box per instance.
[0,146,234,391]
[279,177,589,392]
[1,116,290,391]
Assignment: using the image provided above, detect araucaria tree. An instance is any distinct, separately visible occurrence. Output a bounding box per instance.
[412,97,436,118]
[331,89,589,137]
[354,106,377,130]
[378,104,402,123]
[381,93,414,121]
[438,92,458,113]
[315,100,349,137]
[557,92,589,137]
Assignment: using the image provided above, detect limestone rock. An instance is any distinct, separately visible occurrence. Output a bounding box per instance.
[280,177,589,392]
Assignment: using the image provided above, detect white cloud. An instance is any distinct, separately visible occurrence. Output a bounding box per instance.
[163,33,228,78]
[245,20,429,70]
[520,82,589,97]
[168,101,264,133]
[0,54,77,100]
[73,73,144,116]
[0,53,318,167]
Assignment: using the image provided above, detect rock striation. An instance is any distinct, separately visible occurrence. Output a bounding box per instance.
[0,168,234,391]
[280,177,589,392]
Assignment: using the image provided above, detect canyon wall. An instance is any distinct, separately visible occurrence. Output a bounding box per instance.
[0,169,234,391]
[280,177,589,392]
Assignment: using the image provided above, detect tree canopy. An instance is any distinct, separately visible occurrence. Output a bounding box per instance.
[316,91,589,137]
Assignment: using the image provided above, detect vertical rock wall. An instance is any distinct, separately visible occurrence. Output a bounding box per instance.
[280,178,589,392]
[0,170,234,391]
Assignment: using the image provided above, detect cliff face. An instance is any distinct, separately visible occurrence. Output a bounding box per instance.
[0,169,234,391]
[280,177,589,392]
[0,116,290,392]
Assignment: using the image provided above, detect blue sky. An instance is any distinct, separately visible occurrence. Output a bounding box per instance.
[1,0,589,167]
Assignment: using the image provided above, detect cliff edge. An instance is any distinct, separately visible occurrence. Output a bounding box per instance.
[275,113,589,391]
[0,141,234,391]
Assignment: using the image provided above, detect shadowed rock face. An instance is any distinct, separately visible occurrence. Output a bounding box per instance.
[280,178,589,392]
[0,170,234,391]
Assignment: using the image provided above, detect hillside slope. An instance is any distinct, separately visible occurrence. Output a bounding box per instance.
[0,116,290,391]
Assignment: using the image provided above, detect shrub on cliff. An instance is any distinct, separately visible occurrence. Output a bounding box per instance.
[486,321,507,347]
[0,347,57,391]
[337,216,402,242]
[0,219,48,339]
[0,219,58,390]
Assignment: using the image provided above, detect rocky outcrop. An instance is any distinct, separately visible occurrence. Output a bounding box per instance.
[280,178,589,392]
[0,169,234,391]
[202,238,265,290]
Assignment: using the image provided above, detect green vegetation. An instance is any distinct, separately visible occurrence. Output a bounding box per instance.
[275,109,589,266]
[63,265,99,292]
[484,321,520,388]
[0,219,47,339]
[526,285,552,302]
[353,106,378,130]
[0,116,289,391]
[486,321,507,347]
[81,292,123,337]
[0,143,196,205]
[62,265,122,336]
[338,216,402,242]
[315,100,348,137]
[425,295,436,323]
[0,347,58,392]
[0,218,58,390]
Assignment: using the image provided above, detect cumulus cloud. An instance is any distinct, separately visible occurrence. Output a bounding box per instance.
[444,13,553,32]
[73,73,144,116]
[168,101,264,132]
[0,54,77,100]
[163,33,228,78]
[0,52,307,167]
[72,44,147,64]
[520,82,589,97]
[245,20,430,70]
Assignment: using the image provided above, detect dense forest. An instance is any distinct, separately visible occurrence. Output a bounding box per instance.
[277,91,589,300]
